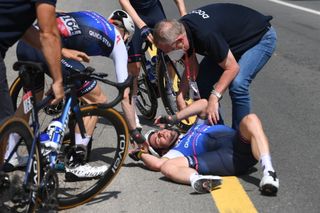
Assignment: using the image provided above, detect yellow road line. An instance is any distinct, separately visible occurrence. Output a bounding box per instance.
[211,176,258,213]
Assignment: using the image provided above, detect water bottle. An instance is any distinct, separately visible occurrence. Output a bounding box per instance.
[45,119,65,151]
[39,132,50,147]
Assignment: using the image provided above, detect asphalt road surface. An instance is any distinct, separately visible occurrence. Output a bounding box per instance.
[3,0,320,212]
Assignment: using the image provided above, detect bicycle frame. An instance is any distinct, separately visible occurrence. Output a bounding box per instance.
[6,61,133,207]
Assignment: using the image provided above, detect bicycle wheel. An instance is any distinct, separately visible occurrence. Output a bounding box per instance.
[135,59,158,120]
[157,57,196,132]
[9,76,61,132]
[0,117,41,213]
[57,106,129,209]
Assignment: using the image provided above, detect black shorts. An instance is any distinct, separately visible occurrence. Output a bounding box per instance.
[16,41,97,97]
[186,126,258,176]
[127,1,166,63]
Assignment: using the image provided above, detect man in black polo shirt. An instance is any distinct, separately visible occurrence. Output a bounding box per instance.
[0,0,64,123]
[154,3,277,130]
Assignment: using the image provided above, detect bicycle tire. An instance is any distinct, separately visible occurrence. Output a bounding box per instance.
[0,117,41,213]
[135,59,158,120]
[157,58,196,132]
[9,76,57,132]
[57,105,129,209]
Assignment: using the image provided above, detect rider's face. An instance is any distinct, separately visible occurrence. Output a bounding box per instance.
[149,129,178,149]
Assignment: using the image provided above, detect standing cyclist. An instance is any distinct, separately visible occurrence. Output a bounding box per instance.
[153,3,277,130]
[5,10,149,179]
[119,0,187,128]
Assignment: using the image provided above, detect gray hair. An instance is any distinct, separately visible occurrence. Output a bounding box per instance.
[153,19,185,46]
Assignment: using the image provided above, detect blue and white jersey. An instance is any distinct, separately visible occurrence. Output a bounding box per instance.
[56,11,128,82]
[163,124,237,159]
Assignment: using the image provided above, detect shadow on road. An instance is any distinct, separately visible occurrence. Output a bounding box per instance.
[82,191,122,206]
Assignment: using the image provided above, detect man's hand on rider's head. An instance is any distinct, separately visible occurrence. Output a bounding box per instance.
[62,48,90,62]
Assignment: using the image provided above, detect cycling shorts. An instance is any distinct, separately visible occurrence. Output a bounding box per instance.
[127,1,166,63]
[16,41,97,97]
[186,129,258,176]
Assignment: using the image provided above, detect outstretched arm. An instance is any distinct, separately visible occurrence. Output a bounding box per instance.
[119,0,146,29]
[155,99,208,126]
[173,0,187,16]
[129,148,168,171]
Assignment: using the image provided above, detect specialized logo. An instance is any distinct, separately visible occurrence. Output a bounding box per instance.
[57,15,82,37]
[190,9,210,19]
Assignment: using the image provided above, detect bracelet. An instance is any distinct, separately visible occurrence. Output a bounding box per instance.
[211,88,222,101]
[137,151,143,159]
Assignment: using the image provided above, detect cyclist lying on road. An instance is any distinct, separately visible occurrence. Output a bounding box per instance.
[129,99,279,195]
[4,10,148,179]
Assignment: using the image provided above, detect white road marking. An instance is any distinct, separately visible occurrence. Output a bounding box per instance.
[267,0,320,16]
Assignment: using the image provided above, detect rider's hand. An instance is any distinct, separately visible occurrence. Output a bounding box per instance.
[128,148,147,161]
[62,48,90,63]
[207,94,220,125]
[140,26,153,43]
[50,81,64,105]
[154,115,179,126]
[130,128,148,147]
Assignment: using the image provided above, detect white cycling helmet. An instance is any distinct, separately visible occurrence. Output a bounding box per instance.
[108,9,135,44]
[144,130,160,157]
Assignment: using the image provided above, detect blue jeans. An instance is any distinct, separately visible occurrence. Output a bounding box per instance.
[197,26,277,129]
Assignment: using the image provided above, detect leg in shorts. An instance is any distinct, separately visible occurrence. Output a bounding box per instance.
[127,1,166,63]
[187,126,258,176]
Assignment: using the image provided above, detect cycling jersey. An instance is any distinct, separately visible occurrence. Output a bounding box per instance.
[56,11,128,83]
[16,11,129,96]
[0,0,57,58]
[180,3,272,62]
[163,123,258,176]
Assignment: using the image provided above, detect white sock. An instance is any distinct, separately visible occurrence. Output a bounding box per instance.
[132,96,142,128]
[189,172,200,184]
[5,133,21,159]
[260,154,275,176]
[75,133,91,146]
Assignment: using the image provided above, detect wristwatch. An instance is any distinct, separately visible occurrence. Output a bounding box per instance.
[211,89,222,101]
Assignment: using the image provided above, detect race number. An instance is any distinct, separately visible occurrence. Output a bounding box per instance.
[23,91,33,114]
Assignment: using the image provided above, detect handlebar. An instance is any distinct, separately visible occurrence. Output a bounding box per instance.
[65,66,134,108]
[13,61,134,111]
